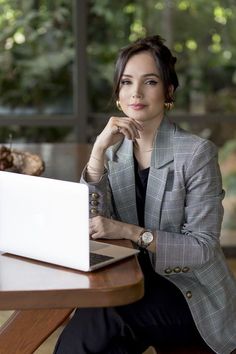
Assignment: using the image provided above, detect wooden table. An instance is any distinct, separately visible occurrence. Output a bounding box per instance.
[0,245,143,353]
[0,143,144,353]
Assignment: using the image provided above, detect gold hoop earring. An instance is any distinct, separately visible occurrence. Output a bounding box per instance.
[116,100,122,111]
[164,101,174,111]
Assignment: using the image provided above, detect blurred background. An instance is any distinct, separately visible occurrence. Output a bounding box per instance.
[0,0,236,246]
[0,2,236,352]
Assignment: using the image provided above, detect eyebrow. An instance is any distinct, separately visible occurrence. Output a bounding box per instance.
[122,73,160,78]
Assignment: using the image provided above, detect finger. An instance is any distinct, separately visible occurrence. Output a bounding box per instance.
[118,122,140,141]
[122,118,143,136]
[89,224,98,238]
[89,221,97,236]
[91,232,99,239]
[111,125,122,135]
[112,116,143,131]
[128,118,144,131]
[110,117,142,140]
[110,122,140,142]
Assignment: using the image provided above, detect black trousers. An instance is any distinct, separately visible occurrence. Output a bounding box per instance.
[54,250,212,354]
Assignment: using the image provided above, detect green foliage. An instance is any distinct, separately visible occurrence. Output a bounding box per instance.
[0,125,72,143]
[219,139,236,162]
[222,201,236,230]
[223,172,236,195]
[1,0,236,142]
[0,0,73,112]
[87,0,236,113]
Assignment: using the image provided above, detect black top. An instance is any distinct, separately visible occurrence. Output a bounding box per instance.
[133,155,149,228]
[132,157,202,344]
[134,154,153,273]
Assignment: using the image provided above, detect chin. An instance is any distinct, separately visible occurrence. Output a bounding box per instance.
[125,110,147,120]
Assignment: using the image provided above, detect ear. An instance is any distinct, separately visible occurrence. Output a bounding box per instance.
[168,85,174,97]
[165,85,174,103]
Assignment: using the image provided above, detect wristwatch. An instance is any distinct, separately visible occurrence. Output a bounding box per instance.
[137,229,154,248]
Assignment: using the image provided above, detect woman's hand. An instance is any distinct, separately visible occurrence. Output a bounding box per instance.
[86,116,143,182]
[94,116,143,152]
[89,215,142,242]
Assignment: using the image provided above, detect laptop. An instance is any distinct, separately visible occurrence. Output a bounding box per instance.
[0,171,139,272]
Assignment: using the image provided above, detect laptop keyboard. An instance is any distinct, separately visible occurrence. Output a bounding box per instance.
[90,252,114,266]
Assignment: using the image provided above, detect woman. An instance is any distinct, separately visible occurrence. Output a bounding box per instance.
[54,35,236,354]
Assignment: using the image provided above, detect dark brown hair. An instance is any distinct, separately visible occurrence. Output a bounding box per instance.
[113,35,179,103]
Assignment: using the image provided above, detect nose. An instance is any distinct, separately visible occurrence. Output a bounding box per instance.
[132,86,143,98]
[132,92,142,98]
[131,81,143,99]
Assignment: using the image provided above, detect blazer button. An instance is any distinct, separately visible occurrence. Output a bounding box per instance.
[90,200,99,206]
[182,266,190,273]
[91,193,99,200]
[186,291,192,299]
[173,267,181,273]
[164,267,172,274]
[90,208,98,215]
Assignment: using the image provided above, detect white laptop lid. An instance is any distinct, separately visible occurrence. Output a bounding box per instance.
[0,171,90,271]
[0,171,139,272]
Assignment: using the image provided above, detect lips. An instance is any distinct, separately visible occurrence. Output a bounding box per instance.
[129,103,146,110]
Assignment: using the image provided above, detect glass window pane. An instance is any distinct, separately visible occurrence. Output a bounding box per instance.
[88,0,236,115]
[0,0,74,115]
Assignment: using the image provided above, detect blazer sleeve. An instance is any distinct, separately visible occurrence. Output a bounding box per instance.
[80,165,115,219]
[154,139,225,274]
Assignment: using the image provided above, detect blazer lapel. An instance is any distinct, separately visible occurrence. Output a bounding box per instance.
[108,139,139,225]
[107,118,175,228]
[145,118,175,229]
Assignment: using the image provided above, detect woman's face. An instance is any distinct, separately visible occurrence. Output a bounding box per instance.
[118,51,166,124]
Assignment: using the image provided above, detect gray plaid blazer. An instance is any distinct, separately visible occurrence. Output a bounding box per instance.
[81,117,236,354]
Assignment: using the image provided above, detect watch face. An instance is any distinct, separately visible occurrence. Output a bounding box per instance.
[142,231,153,244]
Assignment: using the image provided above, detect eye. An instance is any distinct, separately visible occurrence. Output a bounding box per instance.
[120,79,132,85]
[145,79,158,85]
